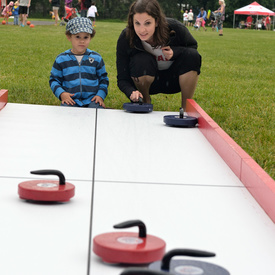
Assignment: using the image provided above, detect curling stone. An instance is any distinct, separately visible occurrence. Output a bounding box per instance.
[93,220,166,264]
[149,249,230,275]
[164,108,198,127]
[123,97,153,113]
[121,268,173,275]
[18,170,75,202]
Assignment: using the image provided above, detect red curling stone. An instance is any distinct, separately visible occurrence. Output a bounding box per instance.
[18,170,75,202]
[93,220,166,264]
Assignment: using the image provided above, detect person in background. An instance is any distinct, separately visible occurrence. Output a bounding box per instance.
[261,17,266,29]
[208,13,216,31]
[78,0,88,17]
[197,7,207,31]
[12,1,19,25]
[246,15,253,29]
[187,9,193,27]
[214,0,225,36]
[19,0,31,27]
[87,1,99,27]
[1,1,14,24]
[116,0,201,110]
[49,17,109,108]
[265,15,271,31]
[64,0,72,18]
[65,0,72,8]
[1,0,6,12]
[183,9,188,26]
[49,0,60,26]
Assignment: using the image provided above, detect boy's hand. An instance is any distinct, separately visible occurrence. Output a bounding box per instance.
[60,92,75,105]
[92,95,105,108]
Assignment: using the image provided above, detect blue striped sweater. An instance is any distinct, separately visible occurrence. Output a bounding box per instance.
[49,49,109,106]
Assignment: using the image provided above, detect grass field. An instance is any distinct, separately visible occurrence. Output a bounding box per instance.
[0,20,274,179]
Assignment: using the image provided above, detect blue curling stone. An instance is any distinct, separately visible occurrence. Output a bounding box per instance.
[163,115,198,127]
[149,259,230,275]
[123,102,153,113]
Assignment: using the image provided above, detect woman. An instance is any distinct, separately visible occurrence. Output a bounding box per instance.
[214,0,225,36]
[197,7,207,31]
[116,0,201,110]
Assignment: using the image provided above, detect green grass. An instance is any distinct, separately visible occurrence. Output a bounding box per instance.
[0,20,274,179]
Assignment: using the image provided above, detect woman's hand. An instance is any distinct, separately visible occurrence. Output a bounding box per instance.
[130,90,143,102]
[60,92,75,105]
[161,46,173,61]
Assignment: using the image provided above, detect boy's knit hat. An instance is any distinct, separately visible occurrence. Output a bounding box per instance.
[66,17,93,34]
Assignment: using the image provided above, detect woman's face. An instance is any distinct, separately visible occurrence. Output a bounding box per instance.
[133,12,157,45]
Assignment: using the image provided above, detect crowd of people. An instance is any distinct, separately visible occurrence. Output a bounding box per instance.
[183,9,194,27]
[1,0,273,33]
[238,15,272,30]
[1,0,30,26]
[182,0,226,36]
[0,0,99,26]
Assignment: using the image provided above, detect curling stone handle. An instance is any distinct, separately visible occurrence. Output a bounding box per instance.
[113,220,147,238]
[161,249,216,271]
[121,268,171,275]
[30,170,66,185]
[138,97,143,105]
[179,108,184,118]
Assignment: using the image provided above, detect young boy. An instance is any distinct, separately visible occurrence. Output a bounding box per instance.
[49,17,109,108]
[12,1,20,25]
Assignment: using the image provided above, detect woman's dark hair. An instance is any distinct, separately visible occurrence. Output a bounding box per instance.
[126,0,169,48]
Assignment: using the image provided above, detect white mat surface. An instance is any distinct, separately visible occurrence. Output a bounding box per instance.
[0,103,274,275]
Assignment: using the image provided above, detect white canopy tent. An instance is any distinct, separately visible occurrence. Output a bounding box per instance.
[233,1,275,29]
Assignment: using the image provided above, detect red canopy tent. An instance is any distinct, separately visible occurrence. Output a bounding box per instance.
[233,2,275,28]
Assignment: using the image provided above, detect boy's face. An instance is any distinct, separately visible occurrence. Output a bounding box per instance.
[67,32,92,55]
